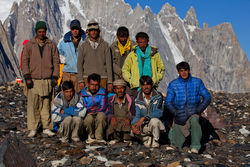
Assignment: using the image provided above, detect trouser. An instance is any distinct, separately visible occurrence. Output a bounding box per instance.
[132,118,165,143]
[58,116,83,140]
[27,89,53,131]
[83,112,107,140]
[62,72,79,92]
[169,116,202,150]
[114,131,131,141]
[84,78,107,90]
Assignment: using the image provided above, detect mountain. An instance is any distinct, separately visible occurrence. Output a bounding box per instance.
[3,0,250,93]
[0,21,21,82]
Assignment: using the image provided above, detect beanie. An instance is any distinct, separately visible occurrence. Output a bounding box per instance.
[70,19,81,29]
[35,21,47,32]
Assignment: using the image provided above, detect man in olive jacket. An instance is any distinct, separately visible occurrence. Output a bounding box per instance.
[22,21,59,137]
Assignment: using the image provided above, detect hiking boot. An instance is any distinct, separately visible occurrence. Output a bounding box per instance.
[43,129,55,137]
[151,139,160,148]
[28,130,37,138]
[191,148,199,154]
[95,139,107,144]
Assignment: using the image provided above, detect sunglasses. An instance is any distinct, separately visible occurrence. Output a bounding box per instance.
[87,23,98,26]
[71,26,80,30]
[88,28,98,31]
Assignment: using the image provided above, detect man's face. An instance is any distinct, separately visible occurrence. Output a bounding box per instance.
[63,88,74,101]
[71,27,80,38]
[178,69,190,80]
[141,82,152,95]
[88,80,100,95]
[137,37,148,52]
[87,29,99,40]
[118,35,128,46]
[36,29,46,40]
[114,85,126,99]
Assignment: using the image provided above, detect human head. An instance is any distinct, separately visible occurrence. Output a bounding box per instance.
[117,26,129,46]
[87,73,101,95]
[87,19,100,40]
[176,61,190,80]
[140,75,153,95]
[62,81,75,101]
[136,32,149,52]
[113,79,126,99]
[70,19,81,38]
[35,21,47,40]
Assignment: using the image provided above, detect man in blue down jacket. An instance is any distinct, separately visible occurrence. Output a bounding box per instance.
[58,19,86,92]
[165,61,211,153]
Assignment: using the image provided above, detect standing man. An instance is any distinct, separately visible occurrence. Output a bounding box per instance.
[58,19,86,92]
[131,76,165,148]
[165,61,211,153]
[22,21,59,137]
[122,32,165,95]
[77,19,113,92]
[107,79,135,144]
[110,26,136,80]
[80,73,108,143]
[52,81,86,143]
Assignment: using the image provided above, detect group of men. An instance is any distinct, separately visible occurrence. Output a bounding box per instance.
[22,19,211,153]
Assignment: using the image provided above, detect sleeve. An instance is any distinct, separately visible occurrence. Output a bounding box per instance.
[52,42,60,77]
[197,80,211,113]
[98,95,109,115]
[165,82,178,116]
[57,40,66,64]
[149,94,163,118]
[51,98,66,123]
[110,47,122,76]
[77,43,84,83]
[21,43,30,75]
[105,44,113,83]
[122,53,132,83]
[131,103,142,125]
[73,97,87,118]
[156,53,165,81]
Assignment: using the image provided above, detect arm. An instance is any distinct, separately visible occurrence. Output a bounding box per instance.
[51,94,66,123]
[131,103,142,125]
[156,52,165,81]
[197,80,211,113]
[22,43,30,75]
[149,94,164,118]
[121,53,132,83]
[165,83,178,116]
[77,44,85,83]
[73,97,87,117]
[105,45,113,83]
[57,40,66,64]
[52,42,60,78]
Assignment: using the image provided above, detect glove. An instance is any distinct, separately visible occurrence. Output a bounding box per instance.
[24,74,33,89]
[51,76,58,87]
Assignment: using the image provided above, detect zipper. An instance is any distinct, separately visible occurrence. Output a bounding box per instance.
[185,80,188,118]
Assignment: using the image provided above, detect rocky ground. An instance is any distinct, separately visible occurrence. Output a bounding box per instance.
[0,83,249,167]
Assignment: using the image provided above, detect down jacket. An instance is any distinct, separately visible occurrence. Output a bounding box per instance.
[165,74,211,125]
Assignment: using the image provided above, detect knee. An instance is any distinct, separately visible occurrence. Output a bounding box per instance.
[96,112,106,120]
[149,118,160,127]
[84,114,93,125]
[73,116,82,125]
[190,117,199,125]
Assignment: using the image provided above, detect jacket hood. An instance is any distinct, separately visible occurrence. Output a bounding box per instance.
[63,29,86,42]
[136,88,160,103]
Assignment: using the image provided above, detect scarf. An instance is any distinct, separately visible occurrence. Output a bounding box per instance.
[117,36,131,56]
[136,45,152,90]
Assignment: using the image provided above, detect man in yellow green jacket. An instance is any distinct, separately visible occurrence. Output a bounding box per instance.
[122,32,165,95]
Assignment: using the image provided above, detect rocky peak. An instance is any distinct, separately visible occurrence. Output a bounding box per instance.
[159,3,177,16]
[184,7,199,27]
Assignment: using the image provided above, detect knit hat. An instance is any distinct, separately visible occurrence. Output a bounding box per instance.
[35,21,47,32]
[87,19,99,30]
[70,19,81,29]
[113,79,127,87]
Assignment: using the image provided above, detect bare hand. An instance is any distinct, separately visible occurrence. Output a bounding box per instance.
[111,116,117,128]
[107,83,113,93]
[79,82,85,91]
[132,124,140,135]
[60,109,64,114]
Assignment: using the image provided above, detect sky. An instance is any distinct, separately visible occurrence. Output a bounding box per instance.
[0,0,249,61]
[124,0,250,61]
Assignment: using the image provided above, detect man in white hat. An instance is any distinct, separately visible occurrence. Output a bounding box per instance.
[77,19,113,92]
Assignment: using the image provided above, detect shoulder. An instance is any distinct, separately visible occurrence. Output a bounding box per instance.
[110,41,117,48]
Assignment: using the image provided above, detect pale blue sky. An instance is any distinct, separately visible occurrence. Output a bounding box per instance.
[125,0,250,61]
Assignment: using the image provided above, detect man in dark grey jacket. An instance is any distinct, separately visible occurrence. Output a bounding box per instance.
[77,19,113,92]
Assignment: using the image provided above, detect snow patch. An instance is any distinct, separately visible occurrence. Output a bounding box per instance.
[51,156,69,167]
[59,0,73,34]
[157,16,184,64]
[168,23,173,31]
[182,23,197,57]
[187,25,196,32]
